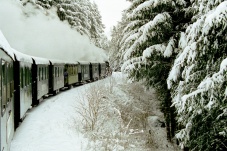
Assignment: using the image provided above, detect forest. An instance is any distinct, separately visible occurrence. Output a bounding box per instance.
[108,0,227,150]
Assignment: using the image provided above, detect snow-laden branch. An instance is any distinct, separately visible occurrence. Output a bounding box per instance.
[123,12,172,61]
[121,56,143,72]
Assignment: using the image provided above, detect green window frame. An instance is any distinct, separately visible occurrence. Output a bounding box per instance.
[21,67,24,88]
[1,60,6,111]
[38,67,41,81]
[0,60,2,112]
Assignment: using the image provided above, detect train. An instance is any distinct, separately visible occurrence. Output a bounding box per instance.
[0,31,110,151]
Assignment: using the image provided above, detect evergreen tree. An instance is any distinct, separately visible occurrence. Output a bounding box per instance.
[167,0,227,150]
[121,0,192,141]
[109,13,129,71]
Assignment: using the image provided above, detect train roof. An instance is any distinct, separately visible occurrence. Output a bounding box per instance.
[32,56,50,65]
[12,48,33,63]
[0,30,15,60]
[99,61,106,64]
[78,61,90,65]
[49,59,66,65]
[65,60,79,65]
[90,61,100,64]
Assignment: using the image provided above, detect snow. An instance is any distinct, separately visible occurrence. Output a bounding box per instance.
[220,58,227,70]
[10,72,180,151]
[0,30,15,60]
[10,83,89,151]
[142,44,166,60]
[32,56,50,65]
[204,1,227,35]
[12,48,33,63]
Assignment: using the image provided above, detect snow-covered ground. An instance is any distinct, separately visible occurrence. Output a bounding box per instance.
[10,72,180,151]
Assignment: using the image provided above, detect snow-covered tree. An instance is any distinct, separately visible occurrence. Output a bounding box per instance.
[167,1,227,150]
[108,13,129,71]
[120,0,192,140]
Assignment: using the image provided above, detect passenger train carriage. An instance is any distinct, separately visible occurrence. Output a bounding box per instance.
[32,57,50,106]
[0,32,15,151]
[0,31,110,151]
[78,61,91,83]
[90,62,100,81]
[49,59,65,95]
[13,49,33,129]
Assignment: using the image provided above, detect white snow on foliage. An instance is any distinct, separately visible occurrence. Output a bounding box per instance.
[131,0,174,17]
[167,1,227,89]
[142,44,166,60]
[123,12,171,61]
[164,37,175,57]
[203,1,227,35]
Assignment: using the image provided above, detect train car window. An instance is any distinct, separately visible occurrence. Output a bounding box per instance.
[68,66,70,75]
[73,66,75,75]
[54,67,56,77]
[38,67,40,81]
[55,67,57,77]
[43,67,45,80]
[42,67,44,80]
[56,67,57,77]
[2,61,6,85]
[2,60,6,110]
[23,67,25,86]
[25,67,27,86]
[21,67,24,88]
[27,67,29,85]
[26,69,28,85]
[57,67,59,77]
[40,67,42,81]
[46,67,48,79]
[0,61,1,109]
[38,67,41,81]
[44,67,46,80]
[59,67,61,77]
[27,68,29,85]
[29,69,32,84]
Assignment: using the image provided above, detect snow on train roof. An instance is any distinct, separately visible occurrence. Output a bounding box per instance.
[78,61,90,65]
[65,60,78,64]
[0,30,15,60]
[12,48,33,63]
[49,59,79,65]
[49,58,65,65]
[32,56,50,65]
[90,61,100,64]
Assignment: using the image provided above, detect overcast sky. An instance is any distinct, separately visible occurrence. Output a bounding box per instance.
[91,0,130,39]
